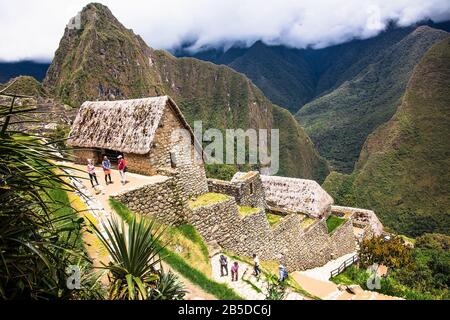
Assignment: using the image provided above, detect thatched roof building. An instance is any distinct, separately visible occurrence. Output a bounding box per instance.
[68,96,198,154]
[258,174,333,218]
[68,96,208,196]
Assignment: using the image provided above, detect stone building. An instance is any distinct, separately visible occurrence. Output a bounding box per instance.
[208,171,333,219]
[68,96,208,196]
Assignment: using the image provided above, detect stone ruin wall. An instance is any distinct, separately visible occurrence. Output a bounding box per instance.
[73,148,100,165]
[332,205,384,238]
[110,175,189,225]
[188,196,357,271]
[207,173,265,209]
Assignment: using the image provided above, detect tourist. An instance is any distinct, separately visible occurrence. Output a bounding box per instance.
[253,254,261,278]
[102,156,113,185]
[279,264,288,282]
[231,261,239,281]
[219,254,228,277]
[117,155,127,185]
[86,159,99,188]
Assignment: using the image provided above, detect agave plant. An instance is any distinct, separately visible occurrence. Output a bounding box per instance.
[91,216,173,300]
[150,270,187,300]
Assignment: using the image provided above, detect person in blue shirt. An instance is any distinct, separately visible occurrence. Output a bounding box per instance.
[102,156,113,184]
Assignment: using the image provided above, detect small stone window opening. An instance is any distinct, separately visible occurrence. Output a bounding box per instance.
[170,152,177,168]
[249,183,254,195]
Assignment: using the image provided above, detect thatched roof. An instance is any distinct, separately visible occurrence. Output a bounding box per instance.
[258,174,333,217]
[68,96,198,154]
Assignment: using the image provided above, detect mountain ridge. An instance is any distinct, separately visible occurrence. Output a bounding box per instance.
[42,3,328,181]
[323,37,450,236]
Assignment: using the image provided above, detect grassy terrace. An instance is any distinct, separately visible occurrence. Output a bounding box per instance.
[238,206,260,218]
[326,215,346,233]
[300,216,316,229]
[188,192,230,209]
[109,198,243,300]
[266,213,283,226]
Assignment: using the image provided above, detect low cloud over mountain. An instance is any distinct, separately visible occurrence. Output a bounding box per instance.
[1,0,450,61]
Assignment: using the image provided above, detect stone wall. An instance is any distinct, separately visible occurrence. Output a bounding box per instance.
[111,175,189,225]
[231,171,266,208]
[331,205,383,237]
[207,171,266,209]
[124,152,155,176]
[207,179,241,201]
[188,196,357,271]
[73,148,101,165]
[148,102,208,197]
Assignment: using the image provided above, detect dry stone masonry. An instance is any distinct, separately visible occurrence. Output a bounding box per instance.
[68,95,383,272]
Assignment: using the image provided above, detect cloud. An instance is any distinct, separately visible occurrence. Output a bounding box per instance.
[0,0,449,61]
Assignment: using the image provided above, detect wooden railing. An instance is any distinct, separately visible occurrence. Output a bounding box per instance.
[330,254,359,278]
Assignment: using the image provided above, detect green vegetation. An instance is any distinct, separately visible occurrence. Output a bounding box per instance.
[332,234,450,300]
[205,163,238,181]
[188,192,230,209]
[266,213,283,226]
[158,247,242,300]
[322,38,450,237]
[326,215,346,233]
[90,216,186,300]
[1,76,47,97]
[300,217,316,229]
[238,206,260,218]
[0,93,101,299]
[243,279,263,293]
[109,198,243,300]
[44,2,328,181]
[296,27,448,173]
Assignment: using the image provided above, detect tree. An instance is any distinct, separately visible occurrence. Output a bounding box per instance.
[359,236,413,269]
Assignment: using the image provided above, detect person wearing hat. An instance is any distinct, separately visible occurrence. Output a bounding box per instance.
[117,155,127,185]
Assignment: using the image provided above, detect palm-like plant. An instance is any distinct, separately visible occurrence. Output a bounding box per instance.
[0,82,98,299]
[150,270,187,300]
[91,216,173,300]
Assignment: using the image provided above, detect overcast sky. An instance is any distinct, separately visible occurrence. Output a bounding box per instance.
[0,0,449,62]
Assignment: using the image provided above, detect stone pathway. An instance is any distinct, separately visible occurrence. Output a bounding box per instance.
[62,162,216,300]
[300,252,357,282]
[292,253,402,300]
[211,254,303,300]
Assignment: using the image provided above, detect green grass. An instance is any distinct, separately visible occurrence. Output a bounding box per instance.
[188,192,230,209]
[326,215,346,233]
[238,206,260,218]
[46,186,85,250]
[243,279,262,294]
[109,197,243,300]
[266,213,282,226]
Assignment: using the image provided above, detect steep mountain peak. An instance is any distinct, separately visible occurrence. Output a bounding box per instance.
[42,3,329,181]
[43,3,162,106]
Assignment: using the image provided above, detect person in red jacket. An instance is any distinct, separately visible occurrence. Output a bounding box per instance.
[117,155,127,185]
